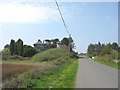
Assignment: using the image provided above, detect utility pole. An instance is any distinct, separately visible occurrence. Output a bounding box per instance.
[55,0,71,59]
[69,34,71,60]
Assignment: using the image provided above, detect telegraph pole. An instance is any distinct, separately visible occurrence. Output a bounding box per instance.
[69,34,71,59]
[55,0,71,59]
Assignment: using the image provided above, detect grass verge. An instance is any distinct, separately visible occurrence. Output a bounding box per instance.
[2,59,78,88]
[32,59,78,88]
[2,60,58,88]
[93,58,119,69]
[2,48,78,88]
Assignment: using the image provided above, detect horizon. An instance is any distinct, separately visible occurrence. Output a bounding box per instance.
[0,2,118,53]
[0,38,118,53]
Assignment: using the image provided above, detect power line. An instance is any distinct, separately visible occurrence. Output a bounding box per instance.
[54,0,70,35]
[54,0,72,59]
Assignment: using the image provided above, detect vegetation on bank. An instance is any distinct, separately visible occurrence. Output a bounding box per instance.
[93,56,119,69]
[2,36,75,60]
[2,64,36,81]
[87,42,119,69]
[2,60,58,88]
[2,48,78,88]
[32,48,69,62]
[2,40,37,60]
[33,59,78,88]
[2,36,78,88]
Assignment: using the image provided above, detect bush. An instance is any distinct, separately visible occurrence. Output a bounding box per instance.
[94,55,113,63]
[23,45,37,57]
[2,48,10,60]
[32,48,69,62]
[111,50,118,60]
[9,55,24,60]
[70,51,78,58]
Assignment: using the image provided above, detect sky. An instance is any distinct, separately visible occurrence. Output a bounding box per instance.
[0,1,118,53]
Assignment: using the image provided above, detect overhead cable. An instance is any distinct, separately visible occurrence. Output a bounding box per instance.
[54,0,70,35]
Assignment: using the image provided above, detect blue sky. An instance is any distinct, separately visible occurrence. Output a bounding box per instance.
[0,2,118,53]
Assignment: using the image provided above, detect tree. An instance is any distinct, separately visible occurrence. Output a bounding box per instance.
[87,44,95,52]
[16,39,23,56]
[101,43,112,55]
[23,45,37,57]
[50,38,59,48]
[19,39,23,56]
[2,48,10,60]
[61,36,75,52]
[51,38,59,44]
[14,42,17,55]
[87,42,119,62]
[2,48,10,55]
[97,42,102,52]
[98,42,101,47]
[112,42,118,50]
[4,44,10,49]
[61,37,69,46]
[87,42,104,57]
[10,39,15,55]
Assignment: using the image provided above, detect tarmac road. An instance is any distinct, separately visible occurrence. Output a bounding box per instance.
[75,56,118,88]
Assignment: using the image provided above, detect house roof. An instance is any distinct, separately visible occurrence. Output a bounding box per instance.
[44,39,51,42]
[34,39,43,45]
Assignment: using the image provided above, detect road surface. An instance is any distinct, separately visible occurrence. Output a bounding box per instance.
[75,56,118,88]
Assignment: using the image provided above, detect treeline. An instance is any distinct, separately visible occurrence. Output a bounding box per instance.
[4,39,37,57]
[3,37,75,57]
[46,37,74,48]
[87,42,120,60]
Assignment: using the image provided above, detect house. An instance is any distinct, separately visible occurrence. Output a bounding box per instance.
[43,39,51,45]
[33,39,56,52]
[58,44,70,51]
[33,39,44,51]
[33,39,70,52]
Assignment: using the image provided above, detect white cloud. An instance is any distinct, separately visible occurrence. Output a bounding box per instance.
[0,3,59,23]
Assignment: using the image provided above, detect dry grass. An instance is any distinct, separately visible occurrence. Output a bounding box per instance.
[2,61,58,88]
[2,64,36,81]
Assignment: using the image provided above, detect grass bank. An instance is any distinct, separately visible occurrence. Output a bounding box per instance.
[93,57,119,69]
[2,48,79,88]
[2,60,58,88]
[3,59,78,88]
[33,59,78,88]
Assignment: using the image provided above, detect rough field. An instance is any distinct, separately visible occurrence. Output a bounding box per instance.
[2,49,78,88]
[2,63,36,81]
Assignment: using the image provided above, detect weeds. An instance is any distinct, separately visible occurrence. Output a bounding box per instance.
[32,48,69,62]
[2,48,78,88]
[93,56,119,69]
[2,64,36,81]
[33,59,78,88]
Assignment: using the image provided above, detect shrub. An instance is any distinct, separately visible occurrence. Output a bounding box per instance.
[94,55,113,63]
[70,51,78,58]
[23,45,37,57]
[32,48,69,62]
[9,55,24,60]
[2,48,10,60]
[111,50,118,60]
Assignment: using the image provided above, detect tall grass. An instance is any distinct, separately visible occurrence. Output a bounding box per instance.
[93,56,119,69]
[32,48,69,62]
[2,48,79,88]
[2,48,71,88]
[2,64,36,81]
[32,59,78,88]
[2,61,57,88]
